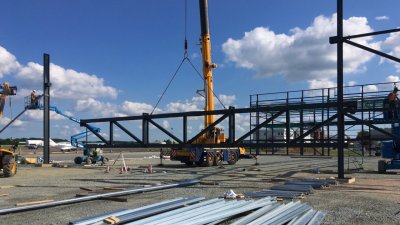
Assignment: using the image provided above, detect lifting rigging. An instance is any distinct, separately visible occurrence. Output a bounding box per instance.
[168,0,246,166]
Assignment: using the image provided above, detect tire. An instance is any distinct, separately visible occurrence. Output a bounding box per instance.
[74,157,83,165]
[185,161,194,166]
[202,154,214,167]
[378,160,386,174]
[213,154,222,166]
[2,154,17,177]
[227,152,238,165]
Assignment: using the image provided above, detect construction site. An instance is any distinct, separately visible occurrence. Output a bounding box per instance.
[0,0,400,224]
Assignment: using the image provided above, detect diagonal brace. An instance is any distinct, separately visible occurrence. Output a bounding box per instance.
[344,39,400,64]
[188,113,229,144]
[290,113,338,143]
[148,119,182,144]
[84,124,109,145]
[345,113,400,142]
[114,121,143,144]
[235,110,285,144]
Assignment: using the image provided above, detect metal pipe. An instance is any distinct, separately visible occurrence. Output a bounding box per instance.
[287,209,316,225]
[308,211,326,225]
[180,201,273,225]
[70,209,128,225]
[126,198,221,225]
[71,198,185,225]
[266,204,312,225]
[270,184,314,194]
[247,201,300,225]
[0,179,199,215]
[158,200,249,225]
[230,203,280,225]
[96,197,205,225]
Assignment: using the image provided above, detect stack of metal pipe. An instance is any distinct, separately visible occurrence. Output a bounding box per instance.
[70,196,326,225]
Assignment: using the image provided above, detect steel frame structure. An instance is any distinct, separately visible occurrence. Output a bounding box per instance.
[80,101,357,149]
[77,1,400,180]
[330,0,400,178]
[249,81,400,156]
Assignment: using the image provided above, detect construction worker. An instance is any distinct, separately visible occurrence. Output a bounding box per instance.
[388,87,399,119]
[30,90,38,108]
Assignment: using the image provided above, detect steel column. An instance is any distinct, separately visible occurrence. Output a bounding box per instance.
[229,106,235,144]
[110,122,114,145]
[286,92,290,155]
[43,53,50,164]
[337,0,345,179]
[183,116,187,143]
[142,113,149,146]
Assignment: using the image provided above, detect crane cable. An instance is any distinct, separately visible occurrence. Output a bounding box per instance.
[150,0,226,114]
[150,0,189,115]
[186,58,226,109]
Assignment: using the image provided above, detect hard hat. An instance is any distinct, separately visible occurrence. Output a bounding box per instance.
[33,90,36,92]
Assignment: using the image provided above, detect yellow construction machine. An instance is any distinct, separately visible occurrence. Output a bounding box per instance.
[0,82,18,177]
[170,0,246,166]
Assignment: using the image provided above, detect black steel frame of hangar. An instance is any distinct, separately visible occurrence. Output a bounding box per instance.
[78,0,400,179]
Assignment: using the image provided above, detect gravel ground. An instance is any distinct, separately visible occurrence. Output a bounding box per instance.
[0,149,399,225]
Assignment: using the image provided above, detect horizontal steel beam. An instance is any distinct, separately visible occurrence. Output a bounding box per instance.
[80,101,357,124]
[0,179,199,215]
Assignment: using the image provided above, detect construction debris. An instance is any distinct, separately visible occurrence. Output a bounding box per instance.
[0,186,15,189]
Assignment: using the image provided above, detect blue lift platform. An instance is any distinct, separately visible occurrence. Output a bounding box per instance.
[0,95,105,164]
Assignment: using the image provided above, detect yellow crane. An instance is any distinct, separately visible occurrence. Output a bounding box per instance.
[0,82,18,177]
[170,0,245,166]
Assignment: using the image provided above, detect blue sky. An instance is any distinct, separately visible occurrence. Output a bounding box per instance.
[0,0,400,141]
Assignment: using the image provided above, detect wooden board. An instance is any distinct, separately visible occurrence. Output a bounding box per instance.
[16,199,54,206]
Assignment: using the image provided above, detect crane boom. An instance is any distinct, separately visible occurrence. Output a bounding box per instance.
[199,0,216,128]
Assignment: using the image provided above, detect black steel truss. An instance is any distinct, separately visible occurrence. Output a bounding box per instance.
[80,101,357,149]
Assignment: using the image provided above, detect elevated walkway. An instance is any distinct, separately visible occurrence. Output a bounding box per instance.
[249,81,400,158]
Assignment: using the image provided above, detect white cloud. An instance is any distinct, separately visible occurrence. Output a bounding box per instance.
[0,45,118,101]
[375,16,389,21]
[0,117,24,127]
[381,32,400,71]
[121,101,160,115]
[218,94,236,106]
[165,101,200,113]
[162,120,169,129]
[25,110,69,121]
[308,79,336,89]
[386,75,400,83]
[0,46,20,79]
[16,62,119,100]
[235,114,250,133]
[222,14,379,82]
[75,99,160,117]
[75,98,118,117]
[364,85,378,92]
[348,81,357,86]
